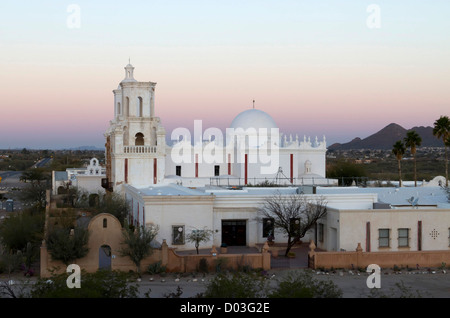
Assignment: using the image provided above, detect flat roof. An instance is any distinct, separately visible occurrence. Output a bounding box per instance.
[133,184,209,196]
[131,183,450,208]
[316,186,449,208]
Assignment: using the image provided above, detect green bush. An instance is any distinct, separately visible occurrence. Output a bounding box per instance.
[201,272,267,298]
[268,270,343,298]
[147,261,167,275]
[29,270,139,298]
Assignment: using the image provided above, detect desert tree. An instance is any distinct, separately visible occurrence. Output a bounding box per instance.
[19,182,49,211]
[258,192,327,256]
[119,224,159,276]
[404,130,422,187]
[46,227,90,266]
[392,140,406,187]
[433,115,450,187]
[0,211,45,252]
[95,192,130,226]
[186,227,214,254]
[19,168,49,185]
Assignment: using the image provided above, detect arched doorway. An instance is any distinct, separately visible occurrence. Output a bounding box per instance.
[57,186,67,195]
[99,245,112,270]
[135,133,144,146]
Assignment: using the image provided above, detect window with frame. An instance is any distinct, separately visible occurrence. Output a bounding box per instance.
[175,166,181,177]
[214,165,220,177]
[318,223,324,243]
[262,218,274,238]
[378,229,390,248]
[290,218,301,236]
[398,228,409,247]
[172,225,185,245]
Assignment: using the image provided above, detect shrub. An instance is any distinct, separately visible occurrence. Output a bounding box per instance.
[29,270,139,298]
[214,257,228,273]
[201,272,267,298]
[147,261,167,275]
[269,270,343,298]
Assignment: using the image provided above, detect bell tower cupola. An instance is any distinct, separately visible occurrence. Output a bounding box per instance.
[123,63,136,83]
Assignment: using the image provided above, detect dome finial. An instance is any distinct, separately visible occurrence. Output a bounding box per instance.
[252,99,255,109]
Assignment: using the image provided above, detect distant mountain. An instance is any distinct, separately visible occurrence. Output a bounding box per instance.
[329,123,442,150]
[66,146,104,151]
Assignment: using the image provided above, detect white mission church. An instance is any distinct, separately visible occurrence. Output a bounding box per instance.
[100,63,336,249]
[54,64,450,254]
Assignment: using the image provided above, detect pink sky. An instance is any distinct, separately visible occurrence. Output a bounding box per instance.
[1,2,449,149]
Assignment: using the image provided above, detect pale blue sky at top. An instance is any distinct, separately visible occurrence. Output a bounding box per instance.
[0,1,449,149]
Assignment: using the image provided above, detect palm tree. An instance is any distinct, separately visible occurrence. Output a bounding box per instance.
[392,140,406,187]
[404,130,422,187]
[433,115,450,187]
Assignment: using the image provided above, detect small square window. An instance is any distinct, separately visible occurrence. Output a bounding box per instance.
[290,218,300,236]
[263,218,274,238]
[398,228,409,247]
[378,229,390,248]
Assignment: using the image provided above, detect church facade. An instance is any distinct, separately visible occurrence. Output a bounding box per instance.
[103,64,337,250]
[104,64,332,192]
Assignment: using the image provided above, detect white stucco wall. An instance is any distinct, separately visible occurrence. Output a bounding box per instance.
[76,175,105,194]
[337,208,450,252]
[144,197,215,250]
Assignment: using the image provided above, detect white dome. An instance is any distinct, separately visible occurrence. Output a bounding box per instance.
[230,109,277,131]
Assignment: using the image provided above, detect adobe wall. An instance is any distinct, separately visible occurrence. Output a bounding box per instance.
[308,241,450,270]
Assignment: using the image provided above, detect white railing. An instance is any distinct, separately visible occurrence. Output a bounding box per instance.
[123,145,157,154]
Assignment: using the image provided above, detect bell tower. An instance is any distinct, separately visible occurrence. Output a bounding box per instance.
[104,63,166,191]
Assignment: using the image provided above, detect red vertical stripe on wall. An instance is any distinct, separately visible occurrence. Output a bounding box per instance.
[153,158,157,184]
[418,221,422,251]
[245,154,248,185]
[195,154,198,178]
[124,158,128,184]
[290,154,293,183]
[228,154,231,175]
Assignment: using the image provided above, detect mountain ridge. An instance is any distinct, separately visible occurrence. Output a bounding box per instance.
[329,123,442,150]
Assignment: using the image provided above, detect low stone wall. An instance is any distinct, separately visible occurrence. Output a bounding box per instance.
[308,241,450,270]
[166,246,270,273]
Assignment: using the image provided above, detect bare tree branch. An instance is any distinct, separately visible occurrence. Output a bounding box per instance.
[258,191,327,256]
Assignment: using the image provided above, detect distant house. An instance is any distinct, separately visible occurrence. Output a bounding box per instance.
[52,158,106,195]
